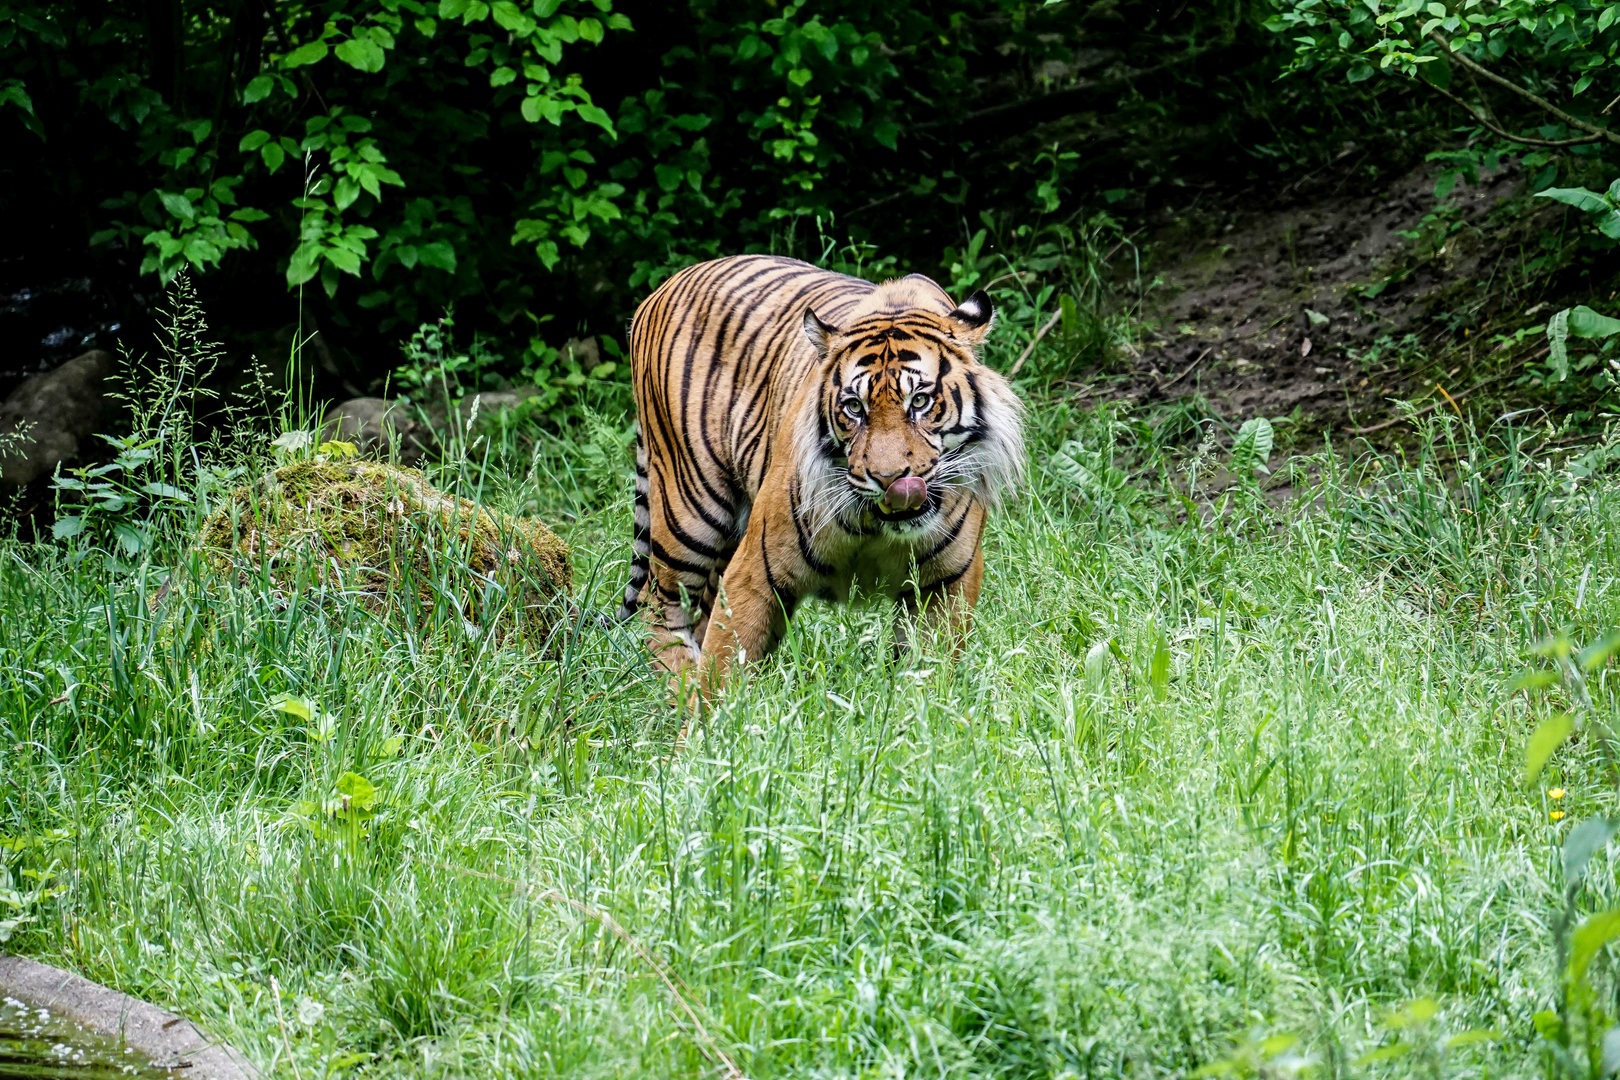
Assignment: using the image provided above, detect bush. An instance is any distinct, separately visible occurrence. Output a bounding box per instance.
[3,0,1340,383]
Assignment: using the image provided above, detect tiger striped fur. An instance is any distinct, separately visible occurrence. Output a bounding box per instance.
[617,254,1024,693]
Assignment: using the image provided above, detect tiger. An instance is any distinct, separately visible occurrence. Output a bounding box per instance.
[615,254,1025,695]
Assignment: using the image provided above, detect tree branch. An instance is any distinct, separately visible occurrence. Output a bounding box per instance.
[1428,30,1620,147]
[912,50,1207,135]
[1427,81,1601,147]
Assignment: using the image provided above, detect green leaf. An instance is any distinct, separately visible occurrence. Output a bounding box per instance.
[261,142,286,173]
[1418,53,1450,90]
[1231,417,1274,476]
[1148,628,1171,702]
[490,65,517,87]
[141,482,188,500]
[324,246,363,274]
[417,241,457,271]
[158,190,196,221]
[1569,908,1620,987]
[576,103,615,134]
[492,1,528,31]
[335,772,380,811]
[243,75,275,103]
[334,176,360,211]
[334,37,387,73]
[286,245,321,286]
[1569,306,1620,340]
[1526,713,1574,784]
[1548,307,1571,382]
[230,207,270,222]
[270,694,313,722]
[1536,186,1611,214]
[238,129,271,152]
[1564,817,1618,885]
[51,515,85,540]
[282,41,329,68]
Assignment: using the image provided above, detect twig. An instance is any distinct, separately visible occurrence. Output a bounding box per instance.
[1429,31,1620,147]
[1349,359,1533,435]
[1008,308,1063,377]
[1160,347,1213,390]
[1605,92,1620,117]
[1426,81,1601,147]
[268,976,304,1080]
[417,859,749,1080]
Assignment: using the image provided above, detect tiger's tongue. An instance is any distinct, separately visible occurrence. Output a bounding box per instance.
[881,476,927,513]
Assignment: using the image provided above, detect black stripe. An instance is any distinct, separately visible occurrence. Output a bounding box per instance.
[649,538,711,577]
[926,558,974,592]
[789,477,837,576]
[916,502,971,565]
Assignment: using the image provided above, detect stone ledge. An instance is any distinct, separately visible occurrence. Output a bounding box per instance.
[0,955,260,1079]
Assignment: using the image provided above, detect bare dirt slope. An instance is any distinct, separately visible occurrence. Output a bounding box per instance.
[1081,159,1533,434]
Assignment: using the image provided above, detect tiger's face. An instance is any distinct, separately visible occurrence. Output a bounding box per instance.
[803,290,1023,527]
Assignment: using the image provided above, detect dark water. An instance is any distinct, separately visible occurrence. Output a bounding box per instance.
[0,996,174,1079]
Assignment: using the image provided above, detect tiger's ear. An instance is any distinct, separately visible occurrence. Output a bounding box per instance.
[803,307,839,358]
[946,289,995,345]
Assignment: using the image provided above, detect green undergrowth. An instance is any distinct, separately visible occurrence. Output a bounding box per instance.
[4,380,1620,1079]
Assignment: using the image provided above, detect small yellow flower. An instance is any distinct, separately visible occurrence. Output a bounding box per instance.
[1549,788,1566,800]
[1551,810,1566,821]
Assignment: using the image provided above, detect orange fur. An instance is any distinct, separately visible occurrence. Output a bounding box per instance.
[615,255,1024,698]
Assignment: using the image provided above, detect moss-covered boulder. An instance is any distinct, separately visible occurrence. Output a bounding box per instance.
[198,461,571,641]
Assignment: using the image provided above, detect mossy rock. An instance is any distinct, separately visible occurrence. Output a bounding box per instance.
[198,461,571,641]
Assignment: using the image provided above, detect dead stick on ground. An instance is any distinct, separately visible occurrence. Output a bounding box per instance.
[1161,347,1213,390]
[268,975,304,1080]
[419,859,749,1080]
[1008,308,1062,377]
[1349,359,1533,435]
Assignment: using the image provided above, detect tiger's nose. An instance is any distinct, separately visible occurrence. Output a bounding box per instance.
[869,468,903,488]
[881,476,928,512]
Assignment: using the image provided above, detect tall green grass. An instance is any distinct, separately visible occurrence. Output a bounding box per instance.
[3,334,1620,1078]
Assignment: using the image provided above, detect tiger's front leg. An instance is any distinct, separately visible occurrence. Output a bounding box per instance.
[896,505,986,658]
[696,505,801,697]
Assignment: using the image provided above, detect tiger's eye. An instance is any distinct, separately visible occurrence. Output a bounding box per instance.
[910,392,933,412]
[843,397,866,419]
